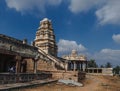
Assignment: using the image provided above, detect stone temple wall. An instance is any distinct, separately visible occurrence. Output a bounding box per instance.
[37,59,57,71]
[26,59,57,72]
[26,59,34,73]
[86,68,113,76]
[51,71,86,82]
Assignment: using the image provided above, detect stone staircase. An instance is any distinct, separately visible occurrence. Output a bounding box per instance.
[38,48,65,70]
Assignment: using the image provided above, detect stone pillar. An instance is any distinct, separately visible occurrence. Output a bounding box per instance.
[65,63,67,71]
[16,60,20,73]
[15,55,21,73]
[33,59,37,74]
[97,69,98,73]
[92,69,94,73]
[73,61,76,71]
[83,63,85,71]
[20,59,27,73]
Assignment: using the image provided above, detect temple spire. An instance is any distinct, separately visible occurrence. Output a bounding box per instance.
[34,18,58,57]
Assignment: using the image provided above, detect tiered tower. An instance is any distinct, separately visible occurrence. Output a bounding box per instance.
[34,18,58,57]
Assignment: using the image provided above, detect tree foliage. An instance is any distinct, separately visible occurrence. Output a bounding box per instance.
[88,59,98,68]
[105,62,112,68]
[113,66,120,74]
[100,65,104,68]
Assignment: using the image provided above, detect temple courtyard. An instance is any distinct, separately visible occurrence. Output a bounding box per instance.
[21,75,120,91]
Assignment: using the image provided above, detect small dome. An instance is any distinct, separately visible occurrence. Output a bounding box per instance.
[43,18,49,21]
[71,49,77,55]
[40,18,51,24]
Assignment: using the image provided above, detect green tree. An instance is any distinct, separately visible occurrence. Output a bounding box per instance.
[88,59,98,68]
[113,66,120,74]
[105,62,112,68]
[100,65,104,68]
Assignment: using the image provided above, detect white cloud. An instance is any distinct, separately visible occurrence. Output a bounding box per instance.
[57,39,120,66]
[5,0,120,25]
[112,34,120,44]
[5,0,62,14]
[58,39,86,55]
[69,0,120,25]
[93,49,120,66]
[69,0,104,14]
[96,0,120,25]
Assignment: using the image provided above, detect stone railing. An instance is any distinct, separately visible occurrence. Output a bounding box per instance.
[38,48,65,69]
[0,72,52,84]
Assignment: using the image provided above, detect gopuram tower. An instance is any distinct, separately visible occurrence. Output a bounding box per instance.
[34,18,58,57]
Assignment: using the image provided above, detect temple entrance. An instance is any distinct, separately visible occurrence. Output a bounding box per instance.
[0,53,15,73]
[0,53,28,73]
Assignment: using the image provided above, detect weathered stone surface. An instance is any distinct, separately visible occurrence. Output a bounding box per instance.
[34,18,57,57]
[37,59,57,71]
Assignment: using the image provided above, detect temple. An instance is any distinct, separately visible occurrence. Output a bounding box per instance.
[34,18,57,57]
[0,34,38,73]
[0,18,113,85]
[62,50,87,71]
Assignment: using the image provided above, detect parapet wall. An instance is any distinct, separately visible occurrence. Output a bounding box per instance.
[50,71,86,82]
[0,73,52,84]
[86,68,113,76]
[37,59,57,71]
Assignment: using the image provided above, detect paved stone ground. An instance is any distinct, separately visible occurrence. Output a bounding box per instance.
[0,76,119,91]
[0,79,57,90]
[22,75,120,91]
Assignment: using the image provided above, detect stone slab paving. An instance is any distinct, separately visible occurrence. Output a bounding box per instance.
[0,79,58,90]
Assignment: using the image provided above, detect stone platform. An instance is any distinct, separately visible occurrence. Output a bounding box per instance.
[0,79,57,90]
[0,73,52,84]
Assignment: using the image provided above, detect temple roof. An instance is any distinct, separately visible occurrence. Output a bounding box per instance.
[62,50,87,61]
[0,34,38,58]
[0,34,23,44]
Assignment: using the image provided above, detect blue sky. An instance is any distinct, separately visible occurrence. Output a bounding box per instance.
[0,0,120,66]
